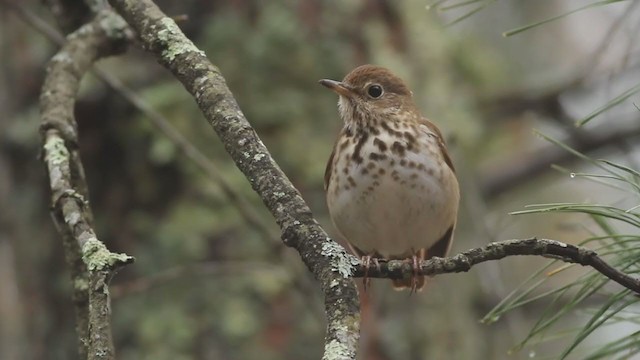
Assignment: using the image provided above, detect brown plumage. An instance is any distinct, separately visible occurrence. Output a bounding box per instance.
[320,65,460,291]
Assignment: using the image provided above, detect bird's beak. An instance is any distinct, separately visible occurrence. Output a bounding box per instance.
[319,79,354,98]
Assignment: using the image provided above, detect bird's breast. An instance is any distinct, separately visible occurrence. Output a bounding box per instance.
[326,127,459,258]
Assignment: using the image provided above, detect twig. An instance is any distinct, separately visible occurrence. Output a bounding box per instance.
[39,10,134,360]
[106,0,361,359]
[353,238,640,294]
[3,1,66,43]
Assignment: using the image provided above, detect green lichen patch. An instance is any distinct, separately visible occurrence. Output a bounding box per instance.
[82,238,134,271]
[321,240,359,278]
[156,17,205,61]
[323,340,351,360]
[323,315,359,360]
[43,135,70,166]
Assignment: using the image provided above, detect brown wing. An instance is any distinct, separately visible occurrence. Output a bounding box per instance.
[419,118,455,173]
[324,146,335,191]
[325,128,348,190]
[426,224,455,259]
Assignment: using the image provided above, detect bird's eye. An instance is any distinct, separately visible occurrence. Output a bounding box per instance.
[367,84,384,99]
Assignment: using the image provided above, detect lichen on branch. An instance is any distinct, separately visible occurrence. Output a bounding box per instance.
[39,10,134,360]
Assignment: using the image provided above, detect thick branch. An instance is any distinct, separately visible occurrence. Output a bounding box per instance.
[106,0,360,358]
[39,10,133,360]
[354,238,640,294]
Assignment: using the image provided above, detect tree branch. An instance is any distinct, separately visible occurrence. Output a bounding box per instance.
[39,10,134,360]
[106,0,360,359]
[353,238,640,294]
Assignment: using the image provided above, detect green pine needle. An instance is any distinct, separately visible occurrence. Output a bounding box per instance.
[503,0,629,37]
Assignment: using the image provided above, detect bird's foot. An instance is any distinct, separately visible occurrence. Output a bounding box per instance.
[410,254,420,295]
[362,255,381,292]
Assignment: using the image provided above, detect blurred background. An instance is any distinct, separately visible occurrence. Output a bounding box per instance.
[1,0,640,359]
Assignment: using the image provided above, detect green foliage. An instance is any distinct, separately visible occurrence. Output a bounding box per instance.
[578,83,640,126]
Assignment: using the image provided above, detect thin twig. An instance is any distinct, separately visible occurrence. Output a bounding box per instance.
[354,238,640,294]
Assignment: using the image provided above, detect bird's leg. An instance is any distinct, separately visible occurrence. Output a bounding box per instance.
[361,255,382,292]
[362,255,372,292]
[372,257,381,273]
[410,252,420,294]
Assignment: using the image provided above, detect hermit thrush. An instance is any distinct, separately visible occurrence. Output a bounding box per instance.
[320,65,460,291]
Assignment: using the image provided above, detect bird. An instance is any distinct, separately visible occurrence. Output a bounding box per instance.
[319,65,460,292]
